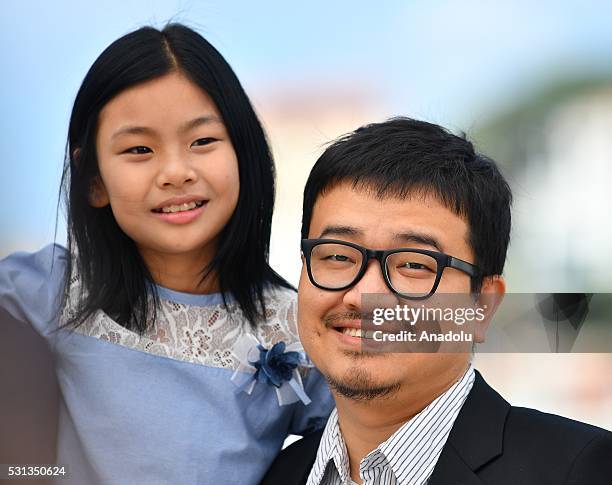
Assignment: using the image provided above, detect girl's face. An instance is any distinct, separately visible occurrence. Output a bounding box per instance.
[93,71,239,269]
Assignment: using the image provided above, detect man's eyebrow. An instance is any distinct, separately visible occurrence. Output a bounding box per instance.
[110,115,223,141]
[393,231,444,252]
[318,225,363,239]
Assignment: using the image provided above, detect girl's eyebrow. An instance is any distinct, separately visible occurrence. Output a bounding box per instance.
[111,115,223,140]
[180,114,223,132]
[111,125,155,140]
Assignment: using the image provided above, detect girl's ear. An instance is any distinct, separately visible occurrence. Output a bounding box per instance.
[89,176,110,208]
[72,148,81,166]
[73,147,110,208]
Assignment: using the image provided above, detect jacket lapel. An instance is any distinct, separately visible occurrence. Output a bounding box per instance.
[428,370,510,485]
[428,445,486,485]
[268,371,509,485]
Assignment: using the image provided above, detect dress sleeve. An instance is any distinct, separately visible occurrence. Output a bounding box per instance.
[0,244,68,336]
[289,367,335,436]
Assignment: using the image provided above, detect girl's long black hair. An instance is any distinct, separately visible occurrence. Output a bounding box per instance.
[61,23,292,333]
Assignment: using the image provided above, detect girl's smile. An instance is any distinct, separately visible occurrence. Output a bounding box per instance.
[151,195,208,224]
[152,195,207,213]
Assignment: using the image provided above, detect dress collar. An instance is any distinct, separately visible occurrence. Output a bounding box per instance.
[154,285,230,307]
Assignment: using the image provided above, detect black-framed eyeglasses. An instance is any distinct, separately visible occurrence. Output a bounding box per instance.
[301,238,480,300]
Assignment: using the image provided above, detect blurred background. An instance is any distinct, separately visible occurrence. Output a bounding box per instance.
[1,1,610,429]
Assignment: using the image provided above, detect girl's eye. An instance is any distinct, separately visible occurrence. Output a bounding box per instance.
[124,146,152,155]
[191,137,218,147]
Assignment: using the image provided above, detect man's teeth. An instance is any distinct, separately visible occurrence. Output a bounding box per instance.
[341,327,375,339]
[160,201,203,213]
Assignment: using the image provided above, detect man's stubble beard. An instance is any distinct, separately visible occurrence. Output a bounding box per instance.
[324,350,401,402]
[313,310,403,402]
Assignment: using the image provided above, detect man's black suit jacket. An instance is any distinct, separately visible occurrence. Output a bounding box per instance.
[262,371,612,484]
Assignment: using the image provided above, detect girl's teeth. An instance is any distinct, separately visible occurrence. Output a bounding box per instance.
[161,201,199,213]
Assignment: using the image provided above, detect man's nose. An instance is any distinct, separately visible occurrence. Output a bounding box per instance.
[342,260,392,309]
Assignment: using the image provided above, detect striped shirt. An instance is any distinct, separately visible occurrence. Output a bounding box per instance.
[306,365,475,485]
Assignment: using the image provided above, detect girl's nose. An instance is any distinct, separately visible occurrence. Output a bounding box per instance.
[157,155,198,188]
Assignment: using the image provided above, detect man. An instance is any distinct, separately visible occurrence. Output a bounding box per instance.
[263,118,612,484]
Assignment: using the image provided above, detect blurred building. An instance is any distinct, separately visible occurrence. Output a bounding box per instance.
[474,78,612,292]
[472,79,612,430]
[257,84,386,286]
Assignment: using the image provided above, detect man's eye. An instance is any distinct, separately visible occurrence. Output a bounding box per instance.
[398,262,434,273]
[323,254,351,262]
[124,146,152,155]
[403,262,425,269]
[191,137,218,147]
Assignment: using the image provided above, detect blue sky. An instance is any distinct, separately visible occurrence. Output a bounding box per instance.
[2,0,612,253]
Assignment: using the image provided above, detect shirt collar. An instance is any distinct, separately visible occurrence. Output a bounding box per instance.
[308,408,352,485]
[307,365,475,485]
[379,364,475,483]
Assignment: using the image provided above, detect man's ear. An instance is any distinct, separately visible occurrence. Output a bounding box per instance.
[89,176,110,208]
[473,275,505,343]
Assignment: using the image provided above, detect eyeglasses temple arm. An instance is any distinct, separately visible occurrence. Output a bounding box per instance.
[448,256,479,277]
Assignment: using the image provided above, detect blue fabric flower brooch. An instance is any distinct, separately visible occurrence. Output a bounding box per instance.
[231,333,312,406]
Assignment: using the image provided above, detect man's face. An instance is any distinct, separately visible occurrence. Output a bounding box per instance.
[298,183,477,400]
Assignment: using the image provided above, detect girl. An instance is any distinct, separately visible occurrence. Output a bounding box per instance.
[0,24,332,484]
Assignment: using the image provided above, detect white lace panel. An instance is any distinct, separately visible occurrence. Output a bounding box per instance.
[62,285,300,371]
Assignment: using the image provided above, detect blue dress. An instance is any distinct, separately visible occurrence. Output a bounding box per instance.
[0,245,333,485]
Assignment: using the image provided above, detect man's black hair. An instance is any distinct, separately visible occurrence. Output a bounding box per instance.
[301,117,512,292]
